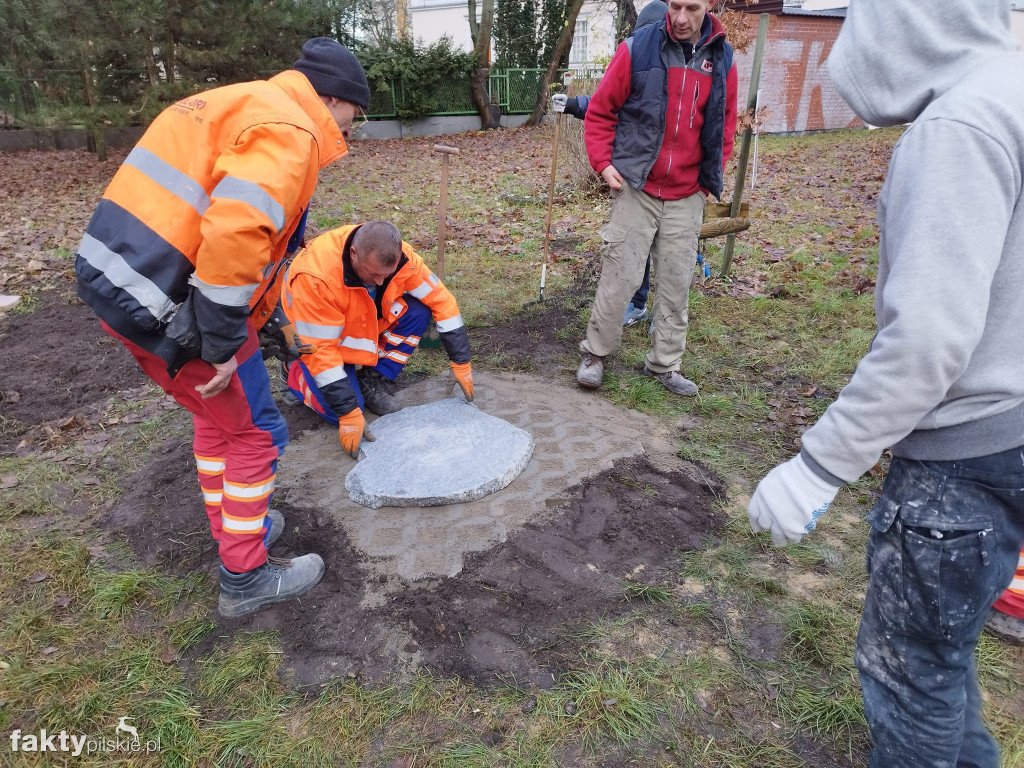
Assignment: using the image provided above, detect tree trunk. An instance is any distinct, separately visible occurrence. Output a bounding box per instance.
[468,0,499,130]
[525,0,586,127]
[145,39,160,87]
[82,65,107,162]
[615,0,638,43]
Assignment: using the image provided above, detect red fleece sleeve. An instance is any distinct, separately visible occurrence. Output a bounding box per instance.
[584,42,633,174]
[722,60,739,167]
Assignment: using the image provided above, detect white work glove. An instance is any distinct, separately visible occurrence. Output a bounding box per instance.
[551,93,568,113]
[748,454,841,547]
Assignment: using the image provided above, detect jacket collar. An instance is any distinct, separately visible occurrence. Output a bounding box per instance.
[269,70,348,168]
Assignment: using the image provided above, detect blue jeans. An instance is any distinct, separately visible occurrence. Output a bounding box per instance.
[629,253,652,309]
[856,447,1024,768]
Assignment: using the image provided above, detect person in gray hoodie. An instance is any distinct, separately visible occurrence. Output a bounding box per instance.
[746,1,1024,765]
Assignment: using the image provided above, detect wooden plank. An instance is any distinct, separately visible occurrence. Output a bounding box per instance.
[705,201,749,219]
[699,216,750,239]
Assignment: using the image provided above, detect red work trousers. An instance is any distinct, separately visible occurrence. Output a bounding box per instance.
[105,322,288,572]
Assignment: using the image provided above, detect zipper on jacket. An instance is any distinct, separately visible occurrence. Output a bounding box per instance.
[661,67,687,199]
[690,82,700,129]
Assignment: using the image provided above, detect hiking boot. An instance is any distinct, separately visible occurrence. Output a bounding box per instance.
[576,353,605,389]
[218,553,326,618]
[266,508,284,547]
[645,366,699,396]
[357,368,401,415]
[623,304,650,328]
[984,610,1024,645]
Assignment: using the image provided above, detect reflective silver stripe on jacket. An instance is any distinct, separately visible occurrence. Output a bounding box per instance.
[124,147,210,216]
[408,280,433,300]
[313,365,348,387]
[436,314,464,333]
[189,274,259,307]
[211,176,286,233]
[78,233,177,321]
[294,320,343,340]
[340,336,378,353]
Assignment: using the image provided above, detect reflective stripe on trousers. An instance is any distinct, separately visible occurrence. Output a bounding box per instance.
[104,319,288,572]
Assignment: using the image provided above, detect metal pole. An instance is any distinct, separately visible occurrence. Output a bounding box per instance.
[720,12,769,278]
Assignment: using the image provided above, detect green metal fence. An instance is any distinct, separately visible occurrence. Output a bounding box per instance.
[365,68,608,118]
[1,66,607,126]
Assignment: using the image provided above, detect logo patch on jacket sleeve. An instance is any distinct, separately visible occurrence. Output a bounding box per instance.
[701,59,713,73]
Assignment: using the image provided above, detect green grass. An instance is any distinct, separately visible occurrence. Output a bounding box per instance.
[2,126,1022,767]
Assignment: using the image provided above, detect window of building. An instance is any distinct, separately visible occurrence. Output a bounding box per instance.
[570,19,589,64]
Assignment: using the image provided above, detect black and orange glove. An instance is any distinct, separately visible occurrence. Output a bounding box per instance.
[447,361,474,402]
[338,408,375,459]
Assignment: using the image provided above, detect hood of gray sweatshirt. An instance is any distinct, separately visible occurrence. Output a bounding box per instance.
[799,0,1024,484]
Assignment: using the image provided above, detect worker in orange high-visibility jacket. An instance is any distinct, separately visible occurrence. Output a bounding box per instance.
[74,38,370,619]
[282,221,473,458]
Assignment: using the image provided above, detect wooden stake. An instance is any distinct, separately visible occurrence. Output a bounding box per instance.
[720,12,769,278]
[432,144,459,281]
[538,115,561,303]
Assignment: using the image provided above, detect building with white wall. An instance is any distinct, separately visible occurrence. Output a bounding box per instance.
[407,0,654,66]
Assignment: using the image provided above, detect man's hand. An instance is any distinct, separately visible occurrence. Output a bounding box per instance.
[447,361,474,402]
[338,408,376,459]
[551,94,568,113]
[747,454,842,547]
[258,322,314,364]
[195,357,237,399]
[600,165,624,191]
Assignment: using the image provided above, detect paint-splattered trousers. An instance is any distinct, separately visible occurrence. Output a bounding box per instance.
[856,447,1024,768]
[580,183,705,374]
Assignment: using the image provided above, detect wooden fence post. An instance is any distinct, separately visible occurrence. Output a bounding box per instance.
[720,12,769,278]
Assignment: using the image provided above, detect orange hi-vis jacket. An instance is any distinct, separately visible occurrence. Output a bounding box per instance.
[75,70,346,374]
[282,224,471,416]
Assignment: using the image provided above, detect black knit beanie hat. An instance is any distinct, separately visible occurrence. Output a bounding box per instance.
[293,37,370,109]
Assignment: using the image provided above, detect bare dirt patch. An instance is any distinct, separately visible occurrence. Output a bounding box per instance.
[471,290,588,374]
[0,292,146,440]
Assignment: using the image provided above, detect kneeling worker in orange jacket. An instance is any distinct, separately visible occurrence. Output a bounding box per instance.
[282,221,473,458]
[74,38,370,619]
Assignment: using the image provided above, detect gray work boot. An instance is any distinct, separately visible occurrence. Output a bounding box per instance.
[984,610,1024,645]
[266,509,284,547]
[218,554,326,618]
[644,366,699,396]
[576,353,605,389]
[357,368,401,415]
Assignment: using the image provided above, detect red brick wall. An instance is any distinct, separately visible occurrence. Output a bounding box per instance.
[731,15,862,134]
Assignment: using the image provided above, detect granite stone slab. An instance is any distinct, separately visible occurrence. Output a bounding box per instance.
[345,398,535,509]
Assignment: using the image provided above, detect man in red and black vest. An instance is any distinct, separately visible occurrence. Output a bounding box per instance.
[576,0,737,395]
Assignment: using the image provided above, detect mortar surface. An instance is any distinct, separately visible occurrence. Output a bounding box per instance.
[276,371,672,583]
